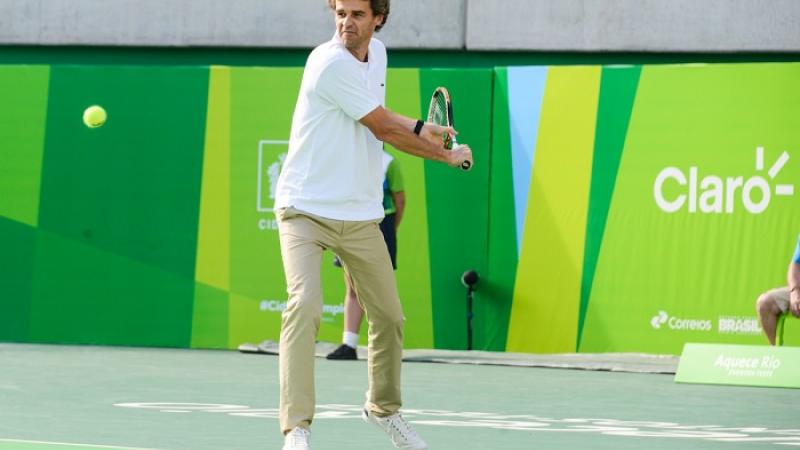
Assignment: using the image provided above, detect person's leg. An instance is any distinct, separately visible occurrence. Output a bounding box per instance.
[346,212,395,338]
[756,287,790,345]
[343,270,365,334]
[276,208,332,434]
[332,214,396,356]
[337,220,404,416]
[330,256,363,349]
[326,271,363,360]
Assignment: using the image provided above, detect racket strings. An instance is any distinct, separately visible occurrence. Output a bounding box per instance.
[431,93,448,127]
[429,92,453,149]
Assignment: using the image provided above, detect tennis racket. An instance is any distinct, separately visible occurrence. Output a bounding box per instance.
[427,87,471,171]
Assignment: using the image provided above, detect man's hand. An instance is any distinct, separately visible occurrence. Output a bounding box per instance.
[419,123,472,169]
[791,289,800,317]
[419,122,456,148]
[447,144,473,170]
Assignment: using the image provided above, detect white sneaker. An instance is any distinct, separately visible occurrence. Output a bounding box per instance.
[282,427,311,450]
[362,407,427,450]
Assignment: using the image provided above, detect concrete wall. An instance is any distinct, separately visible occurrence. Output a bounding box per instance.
[1,0,798,52]
[467,0,800,52]
[0,0,465,49]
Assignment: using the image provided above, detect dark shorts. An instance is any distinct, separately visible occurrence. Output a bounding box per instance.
[334,213,397,270]
[379,213,397,270]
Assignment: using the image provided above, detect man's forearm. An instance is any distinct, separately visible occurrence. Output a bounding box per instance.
[392,191,405,228]
[375,110,449,163]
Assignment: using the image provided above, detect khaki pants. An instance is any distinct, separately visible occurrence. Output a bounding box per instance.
[276,207,404,434]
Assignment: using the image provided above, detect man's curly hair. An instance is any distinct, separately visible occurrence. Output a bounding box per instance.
[327,0,390,32]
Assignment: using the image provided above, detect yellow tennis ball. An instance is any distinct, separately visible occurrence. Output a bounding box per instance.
[83,105,107,128]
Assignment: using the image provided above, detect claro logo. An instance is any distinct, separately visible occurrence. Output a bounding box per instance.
[654,147,794,214]
[650,311,712,332]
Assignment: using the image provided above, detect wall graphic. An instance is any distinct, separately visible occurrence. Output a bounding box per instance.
[0,65,491,351]
[1,62,798,354]
[493,63,800,354]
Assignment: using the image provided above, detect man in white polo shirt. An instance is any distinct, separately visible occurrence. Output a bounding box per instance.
[274,1,472,449]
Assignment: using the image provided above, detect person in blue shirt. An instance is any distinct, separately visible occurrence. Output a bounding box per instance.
[756,235,800,345]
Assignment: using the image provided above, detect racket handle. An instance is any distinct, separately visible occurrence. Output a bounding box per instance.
[450,136,472,171]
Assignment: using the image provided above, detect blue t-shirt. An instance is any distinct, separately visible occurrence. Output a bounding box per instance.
[793,234,800,264]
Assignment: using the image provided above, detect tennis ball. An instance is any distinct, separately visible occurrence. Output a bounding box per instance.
[83,105,107,128]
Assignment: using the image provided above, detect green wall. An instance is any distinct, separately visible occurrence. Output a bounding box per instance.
[2,60,798,354]
[496,63,800,354]
[0,64,494,351]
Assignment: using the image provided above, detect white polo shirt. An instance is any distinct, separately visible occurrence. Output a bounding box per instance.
[274,35,387,221]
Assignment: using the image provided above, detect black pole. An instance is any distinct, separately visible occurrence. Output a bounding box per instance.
[466,286,474,350]
[461,270,479,351]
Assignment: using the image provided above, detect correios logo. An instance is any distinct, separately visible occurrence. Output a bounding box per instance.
[650,310,712,332]
[654,147,794,214]
[650,311,668,329]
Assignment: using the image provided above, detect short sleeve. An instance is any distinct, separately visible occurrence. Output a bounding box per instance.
[386,158,404,193]
[793,235,800,264]
[316,59,380,120]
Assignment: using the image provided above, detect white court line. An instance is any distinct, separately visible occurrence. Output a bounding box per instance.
[0,439,167,450]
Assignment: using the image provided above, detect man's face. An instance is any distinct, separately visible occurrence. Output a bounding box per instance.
[334,0,384,50]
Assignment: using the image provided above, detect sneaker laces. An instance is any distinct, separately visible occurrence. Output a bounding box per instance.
[383,413,422,446]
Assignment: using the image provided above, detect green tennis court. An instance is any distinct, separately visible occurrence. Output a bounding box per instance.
[2,343,798,450]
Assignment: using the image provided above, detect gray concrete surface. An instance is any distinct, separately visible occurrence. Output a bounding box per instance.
[1,0,798,51]
[466,0,800,52]
[0,0,465,49]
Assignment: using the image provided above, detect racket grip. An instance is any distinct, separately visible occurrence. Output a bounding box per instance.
[450,137,471,171]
